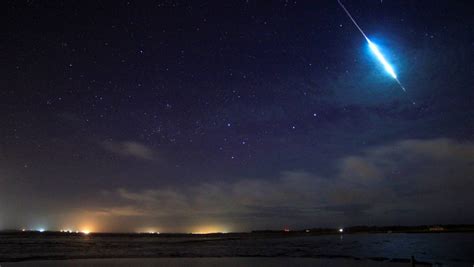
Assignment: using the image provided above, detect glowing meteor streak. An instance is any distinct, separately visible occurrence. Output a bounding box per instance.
[337,0,406,92]
[367,40,396,79]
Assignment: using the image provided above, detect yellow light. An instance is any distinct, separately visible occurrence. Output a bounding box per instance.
[191,225,228,234]
[76,220,97,234]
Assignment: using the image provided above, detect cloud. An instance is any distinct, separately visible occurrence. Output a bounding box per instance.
[98,173,340,230]
[102,141,155,160]
[329,138,474,220]
[91,138,474,231]
[89,206,147,217]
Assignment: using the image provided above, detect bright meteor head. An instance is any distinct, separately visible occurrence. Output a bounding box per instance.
[337,1,407,94]
[367,39,397,79]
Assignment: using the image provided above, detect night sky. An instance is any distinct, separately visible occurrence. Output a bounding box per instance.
[1,1,473,233]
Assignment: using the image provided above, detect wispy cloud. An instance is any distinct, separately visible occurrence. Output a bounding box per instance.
[102,141,155,160]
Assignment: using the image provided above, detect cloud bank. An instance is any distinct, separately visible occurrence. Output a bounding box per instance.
[90,138,474,231]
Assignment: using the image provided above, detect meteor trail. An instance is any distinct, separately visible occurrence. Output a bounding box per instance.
[337,0,407,93]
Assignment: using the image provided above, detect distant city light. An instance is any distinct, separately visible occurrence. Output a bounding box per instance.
[136,227,161,234]
[339,228,344,233]
[191,225,228,234]
[38,228,45,232]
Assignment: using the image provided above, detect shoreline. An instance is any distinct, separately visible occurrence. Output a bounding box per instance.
[0,257,430,267]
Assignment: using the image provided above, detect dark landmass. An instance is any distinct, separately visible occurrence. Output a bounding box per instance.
[253,224,474,234]
[1,224,473,236]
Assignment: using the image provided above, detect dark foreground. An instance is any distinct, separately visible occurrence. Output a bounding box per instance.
[1,257,421,267]
[0,232,473,266]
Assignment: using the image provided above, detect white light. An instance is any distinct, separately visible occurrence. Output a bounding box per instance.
[148,231,160,234]
[339,228,344,233]
[38,228,45,233]
[367,39,397,79]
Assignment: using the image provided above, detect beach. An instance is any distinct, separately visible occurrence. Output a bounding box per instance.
[1,257,420,267]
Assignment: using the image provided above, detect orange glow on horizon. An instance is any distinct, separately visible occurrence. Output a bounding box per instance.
[78,224,96,234]
[191,225,229,234]
[69,212,100,233]
[75,220,97,234]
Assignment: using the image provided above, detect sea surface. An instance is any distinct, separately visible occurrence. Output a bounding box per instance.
[0,232,473,265]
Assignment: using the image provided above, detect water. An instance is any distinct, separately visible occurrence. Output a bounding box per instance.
[0,232,473,265]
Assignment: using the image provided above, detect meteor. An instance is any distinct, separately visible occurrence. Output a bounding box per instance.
[337,0,406,92]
